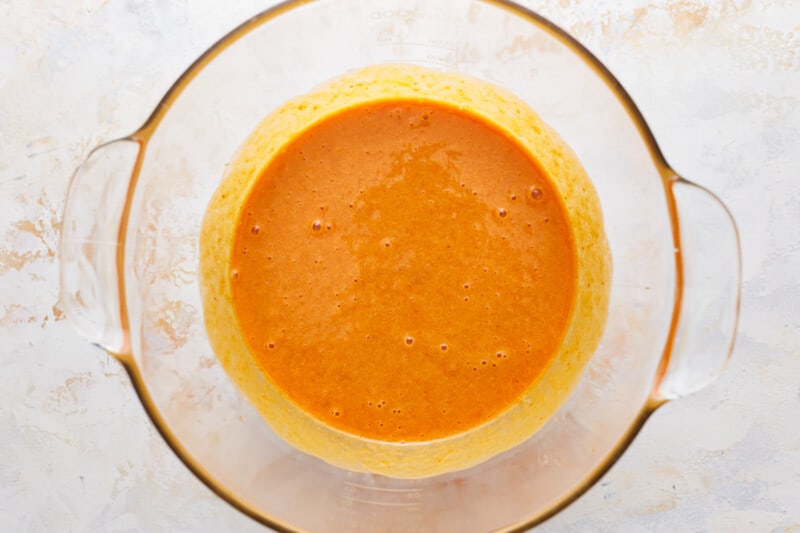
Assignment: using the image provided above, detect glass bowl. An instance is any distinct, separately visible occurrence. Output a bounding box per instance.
[60,0,741,531]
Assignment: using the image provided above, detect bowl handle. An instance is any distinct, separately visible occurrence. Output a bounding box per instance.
[59,138,140,355]
[654,177,742,400]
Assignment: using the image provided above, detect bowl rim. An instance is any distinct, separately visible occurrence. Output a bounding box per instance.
[112,0,688,531]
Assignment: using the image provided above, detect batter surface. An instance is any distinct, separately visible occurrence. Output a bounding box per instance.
[230,100,575,442]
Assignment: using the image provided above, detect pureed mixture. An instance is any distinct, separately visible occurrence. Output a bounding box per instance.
[200,64,611,477]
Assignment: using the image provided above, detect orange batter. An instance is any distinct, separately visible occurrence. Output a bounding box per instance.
[200,64,610,477]
[230,100,575,442]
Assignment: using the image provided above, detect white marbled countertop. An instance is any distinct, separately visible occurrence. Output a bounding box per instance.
[1,1,798,531]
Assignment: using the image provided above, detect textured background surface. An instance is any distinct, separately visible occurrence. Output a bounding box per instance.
[1,1,798,531]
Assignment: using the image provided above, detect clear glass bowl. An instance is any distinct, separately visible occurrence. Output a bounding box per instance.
[60,1,741,531]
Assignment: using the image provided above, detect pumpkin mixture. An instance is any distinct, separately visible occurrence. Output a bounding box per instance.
[200,64,610,477]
